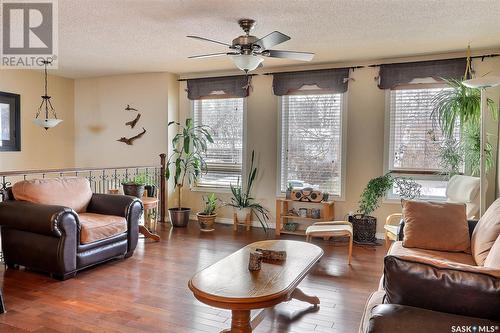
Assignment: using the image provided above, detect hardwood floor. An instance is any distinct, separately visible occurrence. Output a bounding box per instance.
[0,222,385,333]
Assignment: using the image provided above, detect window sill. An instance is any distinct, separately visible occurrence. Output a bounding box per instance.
[190,186,232,194]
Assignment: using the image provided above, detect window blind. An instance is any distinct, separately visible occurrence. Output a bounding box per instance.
[280,94,344,196]
[388,87,459,172]
[193,98,244,188]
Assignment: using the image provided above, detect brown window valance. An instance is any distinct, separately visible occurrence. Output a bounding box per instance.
[272,68,350,96]
[378,58,467,89]
[186,75,251,100]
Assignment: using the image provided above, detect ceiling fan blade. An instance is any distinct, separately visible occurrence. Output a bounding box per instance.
[263,50,314,61]
[254,31,290,50]
[188,52,232,59]
[187,35,232,47]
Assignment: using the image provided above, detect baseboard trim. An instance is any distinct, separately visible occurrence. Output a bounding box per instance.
[189,213,384,239]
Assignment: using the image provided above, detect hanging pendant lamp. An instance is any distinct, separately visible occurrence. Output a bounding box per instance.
[33,60,63,130]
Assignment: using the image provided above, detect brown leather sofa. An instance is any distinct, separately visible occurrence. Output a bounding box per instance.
[360,200,500,333]
[0,177,143,280]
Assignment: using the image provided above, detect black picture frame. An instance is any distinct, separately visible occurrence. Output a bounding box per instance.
[0,91,21,152]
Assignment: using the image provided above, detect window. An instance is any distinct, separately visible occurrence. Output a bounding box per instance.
[193,98,244,189]
[386,86,459,199]
[279,93,345,197]
[0,92,21,152]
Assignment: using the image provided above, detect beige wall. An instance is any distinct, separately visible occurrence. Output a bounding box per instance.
[0,70,75,171]
[74,72,179,208]
[74,73,178,168]
[178,54,500,235]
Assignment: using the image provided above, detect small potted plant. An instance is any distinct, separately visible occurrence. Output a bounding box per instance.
[354,173,421,244]
[122,174,150,198]
[196,193,221,232]
[228,151,270,232]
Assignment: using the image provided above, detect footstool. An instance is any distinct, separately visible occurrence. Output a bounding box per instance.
[305,221,353,265]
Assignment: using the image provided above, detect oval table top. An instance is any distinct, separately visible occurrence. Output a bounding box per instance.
[188,240,323,310]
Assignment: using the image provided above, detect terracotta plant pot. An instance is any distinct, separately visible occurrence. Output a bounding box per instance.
[196,213,216,232]
[168,207,191,227]
[122,183,145,198]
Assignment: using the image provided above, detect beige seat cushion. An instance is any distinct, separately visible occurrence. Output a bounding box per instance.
[402,200,469,252]
[13,177,92,213]
[389,241,476,266]
[484,236,500,269]
[79,213,127,244]
[471,198,500,266]
[306,223,352,237]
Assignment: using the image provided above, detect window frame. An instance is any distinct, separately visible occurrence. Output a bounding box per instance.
[383,84,452,202]
[276,92,348,201]
[0,91,21,152]
[190,98,247,193]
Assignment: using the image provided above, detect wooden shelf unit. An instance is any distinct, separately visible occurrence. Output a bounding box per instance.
[275,198,335,237]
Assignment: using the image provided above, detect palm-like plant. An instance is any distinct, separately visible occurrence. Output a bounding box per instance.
[431,78,496,136]
[227,150,270,232]
[431,78,497,176]
[166,118,213,209]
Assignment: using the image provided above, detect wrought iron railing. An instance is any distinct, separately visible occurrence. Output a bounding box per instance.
[0,153,167,221]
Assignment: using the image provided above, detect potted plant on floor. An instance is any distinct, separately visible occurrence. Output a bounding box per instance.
[227,151,270,232]
[166,118,213,227]
[196,193,221,232]
[353,173,421,244]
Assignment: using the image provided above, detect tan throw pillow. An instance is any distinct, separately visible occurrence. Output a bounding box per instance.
[402,200,469,252]
[12,177,93,213]
[484,236,500,269]
[471,198,500,266]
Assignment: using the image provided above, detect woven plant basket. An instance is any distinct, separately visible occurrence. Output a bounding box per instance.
[352,214,377,244]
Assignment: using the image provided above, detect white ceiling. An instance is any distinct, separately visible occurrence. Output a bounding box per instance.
[54,0,500,78]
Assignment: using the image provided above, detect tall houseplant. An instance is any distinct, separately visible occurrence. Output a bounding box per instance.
[227,151,270,232]
[165,118,213,227]
[431,78,497,177]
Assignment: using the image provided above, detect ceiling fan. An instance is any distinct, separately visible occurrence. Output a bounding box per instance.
[187,19,314,73]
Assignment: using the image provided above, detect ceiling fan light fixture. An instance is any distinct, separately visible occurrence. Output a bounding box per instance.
[231,54,263,72]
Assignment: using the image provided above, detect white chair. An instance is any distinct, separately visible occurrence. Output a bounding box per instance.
[446,175,482,220]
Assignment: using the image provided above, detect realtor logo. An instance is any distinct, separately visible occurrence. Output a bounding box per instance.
[0,0,58,68]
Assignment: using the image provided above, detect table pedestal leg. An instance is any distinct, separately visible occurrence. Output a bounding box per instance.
[290,288,320,306]
[221,310,252,333]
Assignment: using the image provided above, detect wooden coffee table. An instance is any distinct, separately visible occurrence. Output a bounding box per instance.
[188,240,323,333]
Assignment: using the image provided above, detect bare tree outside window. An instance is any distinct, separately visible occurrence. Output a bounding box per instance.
[281,94,343,195]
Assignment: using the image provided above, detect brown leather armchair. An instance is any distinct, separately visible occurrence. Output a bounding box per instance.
[0,177,143,280]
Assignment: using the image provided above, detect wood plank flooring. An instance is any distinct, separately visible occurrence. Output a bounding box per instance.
[0,222,385,333]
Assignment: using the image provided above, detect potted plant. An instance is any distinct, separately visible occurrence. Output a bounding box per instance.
[196,193,221,232]
[227,151,270,232]
[431,78,498,176]
[165,118,213,227]
[354,173,421,244]
[122,173,151,198]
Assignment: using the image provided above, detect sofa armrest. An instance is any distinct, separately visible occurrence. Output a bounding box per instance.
[384,254,500,320]
[366,304,500,333]
[87,193,143,255]
[0,200,79,237]
[86,193,141,217]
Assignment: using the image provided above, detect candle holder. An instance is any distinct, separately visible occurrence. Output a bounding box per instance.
[248,250,263,271]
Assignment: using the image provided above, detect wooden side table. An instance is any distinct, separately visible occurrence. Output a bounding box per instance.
[139,196,160,242]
